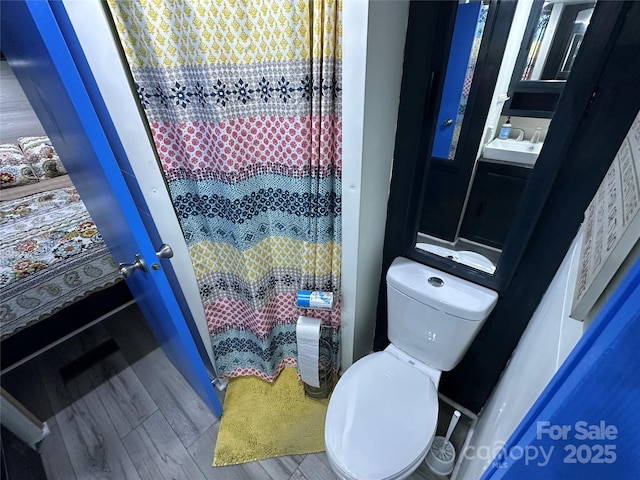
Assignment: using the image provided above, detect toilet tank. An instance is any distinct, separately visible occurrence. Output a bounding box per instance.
[386,257,498,371]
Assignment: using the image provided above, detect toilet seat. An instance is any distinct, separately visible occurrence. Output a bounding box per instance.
[324,351,439,480]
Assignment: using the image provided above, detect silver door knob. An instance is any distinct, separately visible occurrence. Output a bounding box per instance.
[443,118,453,127]
[119,254,148,278]
[156,244,174,259]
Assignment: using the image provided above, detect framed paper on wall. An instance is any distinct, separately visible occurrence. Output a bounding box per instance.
[571,109,640,320]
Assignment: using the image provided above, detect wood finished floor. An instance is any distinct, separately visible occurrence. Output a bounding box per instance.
[2,304,467,480]
[1,59,48,144]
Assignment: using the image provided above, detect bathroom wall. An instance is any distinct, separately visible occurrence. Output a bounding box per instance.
[341,0,410,369]
[456,228,640,479]
[456,230,585,479]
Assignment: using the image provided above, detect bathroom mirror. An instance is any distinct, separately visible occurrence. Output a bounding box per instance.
[412,0,597,280]
[503,0,596,118]
[411,0,518,278]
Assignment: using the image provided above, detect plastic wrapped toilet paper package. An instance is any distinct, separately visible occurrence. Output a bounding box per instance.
[296,290,334,310]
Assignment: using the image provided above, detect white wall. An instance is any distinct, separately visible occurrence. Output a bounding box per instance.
[457,231,640,479]
[341,0,409,369]
[456,231,585,479]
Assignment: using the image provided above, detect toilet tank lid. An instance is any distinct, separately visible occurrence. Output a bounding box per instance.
[387,257,498,321]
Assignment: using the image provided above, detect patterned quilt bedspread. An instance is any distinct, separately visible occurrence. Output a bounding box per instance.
[1,186,122,339]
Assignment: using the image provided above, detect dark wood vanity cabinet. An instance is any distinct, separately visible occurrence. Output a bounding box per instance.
[459,160,532,249]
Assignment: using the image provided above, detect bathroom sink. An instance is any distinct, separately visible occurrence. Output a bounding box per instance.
[482,138,542,166]
[455,251,496,274]
[416,243,496,274]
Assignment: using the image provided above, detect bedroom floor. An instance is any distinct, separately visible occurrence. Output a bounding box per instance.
[1,304,471,480]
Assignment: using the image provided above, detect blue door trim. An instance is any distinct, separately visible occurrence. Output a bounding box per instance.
[482,257,640,478]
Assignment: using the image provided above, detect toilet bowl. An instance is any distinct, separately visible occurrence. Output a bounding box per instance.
[324,346,440,480]
[324,257,498,480]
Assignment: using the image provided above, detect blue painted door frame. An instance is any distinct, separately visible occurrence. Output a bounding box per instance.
[1,0,223,417]
[482,257,640,478]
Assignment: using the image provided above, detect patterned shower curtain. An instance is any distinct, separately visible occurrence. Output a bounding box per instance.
[107,0,342,381]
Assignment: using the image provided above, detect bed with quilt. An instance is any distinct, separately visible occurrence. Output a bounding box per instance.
[1,136,130,370]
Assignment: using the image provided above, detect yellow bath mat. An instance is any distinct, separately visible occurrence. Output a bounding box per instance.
[212,367,330,466]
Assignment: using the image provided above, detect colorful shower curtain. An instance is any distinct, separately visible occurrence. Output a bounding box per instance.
[108,0,342,381]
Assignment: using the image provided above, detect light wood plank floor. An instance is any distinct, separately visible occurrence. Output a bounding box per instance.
[1,304,470,480]
[1,59,48,144]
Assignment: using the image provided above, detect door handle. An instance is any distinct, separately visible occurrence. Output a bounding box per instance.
[156,243,174,259]
[119,253,148,278]
[443,118,453,127]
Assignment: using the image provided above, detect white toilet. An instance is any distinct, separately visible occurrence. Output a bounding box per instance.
[324,257,498,480]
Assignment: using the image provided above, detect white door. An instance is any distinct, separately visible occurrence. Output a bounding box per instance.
[1,0,223,416]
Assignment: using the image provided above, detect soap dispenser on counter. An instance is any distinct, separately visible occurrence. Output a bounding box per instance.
[498,117,512,139]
